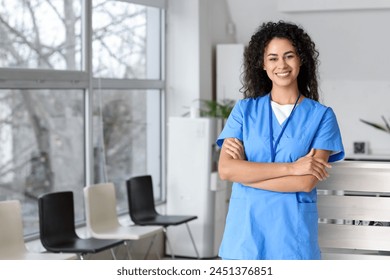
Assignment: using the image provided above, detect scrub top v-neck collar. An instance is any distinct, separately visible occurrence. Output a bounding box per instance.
[268,93,301,162]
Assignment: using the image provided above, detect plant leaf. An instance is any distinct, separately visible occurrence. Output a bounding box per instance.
[198,99,235,118]
[381,115,390,131]
[360,119,389,132]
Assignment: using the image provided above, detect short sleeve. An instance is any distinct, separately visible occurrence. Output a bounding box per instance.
[216,100,244,148]
[311,107,345,162]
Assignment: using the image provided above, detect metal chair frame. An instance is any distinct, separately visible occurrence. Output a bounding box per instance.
[127,175,199,259]
[83,182,163,259]
[38,191,123,260]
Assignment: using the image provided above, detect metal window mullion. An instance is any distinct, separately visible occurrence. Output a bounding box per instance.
[0,80,89,89]
[0,68,88,79]
[83,0,94,187]
[91,78,165,90]
[160,9,167,203]
[0,69,89,89]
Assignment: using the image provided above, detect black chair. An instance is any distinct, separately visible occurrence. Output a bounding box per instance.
[38,191,124,260]
[126,175,199,259]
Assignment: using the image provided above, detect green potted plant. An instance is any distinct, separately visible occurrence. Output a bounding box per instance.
[198,99,235,119]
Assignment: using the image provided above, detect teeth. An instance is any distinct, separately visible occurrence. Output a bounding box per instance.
[277,72,289,77]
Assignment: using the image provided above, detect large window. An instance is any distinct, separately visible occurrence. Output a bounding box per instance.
[0,0,165,237]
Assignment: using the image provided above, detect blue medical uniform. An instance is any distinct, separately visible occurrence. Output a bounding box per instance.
[216,94,344,260]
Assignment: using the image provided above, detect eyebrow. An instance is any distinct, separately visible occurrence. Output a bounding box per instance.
[266,51,295,57]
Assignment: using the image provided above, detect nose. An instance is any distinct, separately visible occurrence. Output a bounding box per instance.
[277,58,288,68]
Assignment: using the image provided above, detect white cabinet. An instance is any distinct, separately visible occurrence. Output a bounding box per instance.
[166,117,230,258]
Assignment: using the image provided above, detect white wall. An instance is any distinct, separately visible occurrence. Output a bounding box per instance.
[166,0,235,118]
[225,0,390,157]
[167,0,390,157]
[166,0,200,118]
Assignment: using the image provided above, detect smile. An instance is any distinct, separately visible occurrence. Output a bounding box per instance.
[276,72,290,77]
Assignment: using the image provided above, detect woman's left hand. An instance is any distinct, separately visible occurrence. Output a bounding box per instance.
[223,138,246,160]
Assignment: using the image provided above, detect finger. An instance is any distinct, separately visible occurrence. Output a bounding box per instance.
[224,144,241,158]
[312,162,330,180]
[308,165,327,181]
[310,170,322,181]
[311,156,332,169]
[313,166,329,180]
[225,138,241,150]
[313,170,327,181]
[224,138,236,145]
[233,138,244,147]
[225,149,238,159]
[226,143,244,156]
[225,148,244,160]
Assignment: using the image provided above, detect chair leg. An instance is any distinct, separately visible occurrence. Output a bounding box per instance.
[185,223,200,259]
[143,233,157,260]
[110,248,117,260]
[154,242,161,260]
[124,241,133,260]
[163,228,175,259]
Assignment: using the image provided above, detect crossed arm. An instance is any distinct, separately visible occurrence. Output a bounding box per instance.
[218,138,332,193]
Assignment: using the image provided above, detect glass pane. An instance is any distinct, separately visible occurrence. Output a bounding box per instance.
[92,1,161,79]
[0,89,84,236]
[93,89,161,212]
[0,0,82,70]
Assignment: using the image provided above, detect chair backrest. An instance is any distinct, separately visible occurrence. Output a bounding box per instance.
[38,191,79,248]
[0,200,28,255]
[83,183,121,232]
[126,175,158,222]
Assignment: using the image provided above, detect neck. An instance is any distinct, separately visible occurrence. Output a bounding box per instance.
[270,89,300,105]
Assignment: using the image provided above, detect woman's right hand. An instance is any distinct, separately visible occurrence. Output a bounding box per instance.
[223,138,246,160]
[291,149,332,181]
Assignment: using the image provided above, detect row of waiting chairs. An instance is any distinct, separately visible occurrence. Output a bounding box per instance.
[0,175,199,260]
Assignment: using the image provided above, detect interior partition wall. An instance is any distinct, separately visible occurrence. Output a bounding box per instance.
[0,0,166,237]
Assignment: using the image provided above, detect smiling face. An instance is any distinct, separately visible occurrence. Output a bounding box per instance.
[263,37,301,91]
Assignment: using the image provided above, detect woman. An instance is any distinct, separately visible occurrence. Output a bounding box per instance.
[216,21,344,260]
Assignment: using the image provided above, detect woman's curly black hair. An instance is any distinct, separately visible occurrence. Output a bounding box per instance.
[241,21,320,101]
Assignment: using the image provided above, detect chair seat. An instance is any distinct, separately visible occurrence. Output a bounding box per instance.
[137,215,197,226]
[90,224,162,240]
[43,237,123,254]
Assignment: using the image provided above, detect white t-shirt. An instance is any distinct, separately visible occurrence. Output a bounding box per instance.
[271,101,296,124]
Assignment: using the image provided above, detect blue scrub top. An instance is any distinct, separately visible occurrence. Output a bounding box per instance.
[216,94,344,260]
